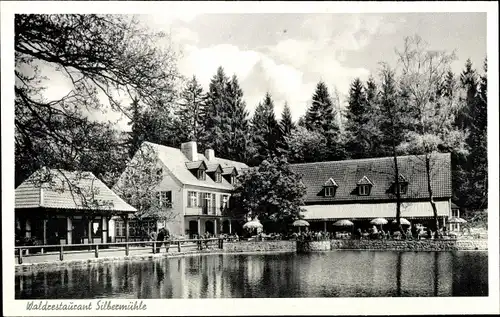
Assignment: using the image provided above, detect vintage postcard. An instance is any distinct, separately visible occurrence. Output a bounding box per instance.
[2,1,499,316]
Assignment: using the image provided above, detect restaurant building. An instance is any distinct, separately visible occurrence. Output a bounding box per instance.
[290,153,453,231]
[112,141,249,239]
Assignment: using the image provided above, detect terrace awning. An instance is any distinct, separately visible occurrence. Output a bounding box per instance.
[301,201,450,221]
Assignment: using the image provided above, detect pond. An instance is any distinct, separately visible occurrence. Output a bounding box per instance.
[15,250,488,298]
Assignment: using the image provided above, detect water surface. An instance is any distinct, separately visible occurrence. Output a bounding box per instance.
[16,250,488,298]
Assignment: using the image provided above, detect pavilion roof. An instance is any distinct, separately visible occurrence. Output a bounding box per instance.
[15,168,136,213]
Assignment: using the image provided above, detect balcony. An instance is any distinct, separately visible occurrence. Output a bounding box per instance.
[185,206,218,216]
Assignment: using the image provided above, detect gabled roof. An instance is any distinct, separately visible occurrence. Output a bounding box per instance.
[324,178,338,187]
[357,175,373,186]
[290,153,452,203]
[185,160,207,170]
[222,166,238,175]
[142,142,249,190]
[15,169,136,213]
[206,163,223,173]
[395,173,408,183]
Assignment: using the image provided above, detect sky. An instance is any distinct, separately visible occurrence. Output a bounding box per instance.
[43,12,487,130]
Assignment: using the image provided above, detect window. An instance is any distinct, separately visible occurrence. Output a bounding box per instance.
[359,185,370,196]
[188,191,197,207]
[204,193,212,208]
[231,175,237,185]
[159,191,172,207]
[215,172,222,183]
[324,186,334,197]
[452,209,459,217]
[394,183,408,195]
[197,169,206,180]
[115,220,124,237]
[400,183,407,194]
[220,194,229,210]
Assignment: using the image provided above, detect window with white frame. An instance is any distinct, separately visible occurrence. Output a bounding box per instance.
[215,172,222,183]
[188,191,197,207]
[324,186,334,197]
[204,193,212,208]
[359,185,371,196]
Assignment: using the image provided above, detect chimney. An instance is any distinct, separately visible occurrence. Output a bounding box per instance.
[180,141,198,161]
[205,149,215,161]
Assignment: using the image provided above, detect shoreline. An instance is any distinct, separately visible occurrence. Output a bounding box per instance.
[15,240,488,273]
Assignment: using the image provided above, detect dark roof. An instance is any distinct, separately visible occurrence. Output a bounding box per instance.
[15,169,136,212]
[290,153,452,203]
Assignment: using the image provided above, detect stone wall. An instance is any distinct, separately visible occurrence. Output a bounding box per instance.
[222,241,295,252]
[296,240,330,253]
[328,239,488,251]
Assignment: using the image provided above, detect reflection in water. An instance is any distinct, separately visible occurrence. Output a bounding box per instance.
[15,251,488,299]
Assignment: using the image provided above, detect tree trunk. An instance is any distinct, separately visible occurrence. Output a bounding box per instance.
[425,154,440,235]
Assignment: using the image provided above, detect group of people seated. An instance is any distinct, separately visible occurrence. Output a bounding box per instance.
[353,225,452,240]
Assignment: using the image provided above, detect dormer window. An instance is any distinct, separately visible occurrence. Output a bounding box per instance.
[393,174,408,195]
[323,178,338,197]
[357,176,373,196]
[396,183,408,194]
[231,175,236,185]
[197,169,206,180]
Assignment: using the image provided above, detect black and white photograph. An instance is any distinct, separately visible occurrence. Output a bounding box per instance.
[2,1,499,316]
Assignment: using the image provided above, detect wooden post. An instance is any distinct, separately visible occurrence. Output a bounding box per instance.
[43,218,47,245]
[66,216,73,245]
[59,245,64,261]
[95,244,99,258]
[124,215,129,243]
[153,241,156,254]
[87,217,93,247]
[177,241,181,252]
[125,241,129,256]
[18,248,23,264]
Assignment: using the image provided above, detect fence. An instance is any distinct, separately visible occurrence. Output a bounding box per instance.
[15,238,225,265]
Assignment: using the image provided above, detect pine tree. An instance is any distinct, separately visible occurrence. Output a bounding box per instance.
[177,75,206,142]
[345,78,369,158]
[364,76,383,157]
[251,92,280,164]
[202,66,230,153]
[280,102,294,136]
[278,102,295,156]
[223,75,253,163]
[305,81,337,133]
[456,59,478,130]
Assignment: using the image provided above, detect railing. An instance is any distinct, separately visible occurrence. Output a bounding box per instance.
[185,206,219,216]
[14,238,225,265]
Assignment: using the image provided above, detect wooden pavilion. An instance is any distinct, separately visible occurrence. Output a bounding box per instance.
[15,168,136,245]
